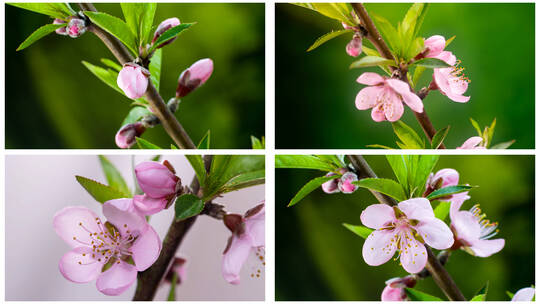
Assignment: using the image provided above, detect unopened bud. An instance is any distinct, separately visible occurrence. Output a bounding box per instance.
[115,122,146,149]
[152,17,181,48]
[176,58,214,98]
[66,18,86,38]
[53,19,67,35]
[346,33,362,57]
[321,172,339,194]
[117,63,150,99]
[338,172,358,193]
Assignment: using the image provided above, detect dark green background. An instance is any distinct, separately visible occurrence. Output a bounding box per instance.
[276,155,534,300]
[276,4,534,149]
[6,3,265,149]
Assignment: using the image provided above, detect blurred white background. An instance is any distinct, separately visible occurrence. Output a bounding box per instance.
[5,155,265,301]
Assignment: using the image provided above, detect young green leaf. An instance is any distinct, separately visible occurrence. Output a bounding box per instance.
[251,136,265,149]
[75,175,127,203]
[149,48,162,91]
[426,185,473,200]
[136,137,162,149]
[445,35,456,47]
[121,3,156,44]
[413,57,452,69]
[9,3,72,19]
[82,61,124,94]
[307,29,353,52]
[315,155,344,168]
[353,178,407,201]
[197,130,211,149]
[185,155,206,186]
[350,56,396,69]
[404,36,424,62]
[16,23,66,51]
[98,156,131,196]
[431,126,450,149]
[486,118,496,147]
[100,58,122,72]
[433,201,451,220]
[175,194,204,221]
[404,288,443,301]
[385,155,410,193]
[371,14,400,56]
[222,170,265,192]
[343,223,373,239]
[366,144,395,149]
[411,65,426,89]
[311,3,353,25]
[490,140,515,149]
[288,175,339,207]
[469,118,483,136]
[122,106,152,126]
[361,45,381,57]
[471,281,489,301]
[205,156,265,199]
[84,11,138,56]
[275,155,337,171]
[392,120,424,149]
[411,155,439,197]
[149,23,194,52]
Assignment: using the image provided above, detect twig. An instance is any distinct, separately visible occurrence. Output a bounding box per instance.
[77,3,196,149]
[347,155,466,301]
[351,3,445,149]
[133,155,213,300]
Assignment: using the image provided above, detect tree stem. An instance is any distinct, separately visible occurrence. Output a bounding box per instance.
[77,3,196,149]
[351,3,445,149]
[347,155,466,301]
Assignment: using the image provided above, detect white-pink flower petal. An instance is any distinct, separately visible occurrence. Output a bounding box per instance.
[96,260,138,296]
[360,204,395,229]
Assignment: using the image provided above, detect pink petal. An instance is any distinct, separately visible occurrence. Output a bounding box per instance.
[457,136,484,149]
[355,86,383,110]
[360,204,395,229]
[96,260,138,296]
[435,51,456,66]
[414,218,454,250]
[103,199,147,236]
[371,105,387,122]
[133,195,168,216]
[399,231,427,273]
[432,169,459,188]
[424,35,446,57]
[384,90,404,122]
[449,192,470,220]
[130,225,161,271]
[445,91,470,103]
[362,229,398,266]
[451,211,481,244]
[53,206,101,248]
[188,58,214,84]
[245,206,265,247]
[385,79,423,113]
[512,287,535,301]
[356,72,385,85]
[381,285,407,301]
[59,246,103,283]
[135,162,178,198]
[469,238,505,257]
[222,234,252,284]
[398,198,435,222]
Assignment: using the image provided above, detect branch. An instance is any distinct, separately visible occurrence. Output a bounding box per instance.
[347,155,466,301]
[351,3,445,149]
[132,155,212,300]
[77,3,196,149]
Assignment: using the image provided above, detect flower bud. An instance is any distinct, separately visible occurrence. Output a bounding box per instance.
[321,172,339,194]
[176,58,214,98]
[117,63,150,99]
[424,35,446,58]
[66,18,86,38]
[338,172,358,193]
[115,122,146,149]
[346,33,362,57]
[133,194,168,215]
[165,257,187,285]
[53,19,67,35]
[135,161,180,198]
[152,17,181,48]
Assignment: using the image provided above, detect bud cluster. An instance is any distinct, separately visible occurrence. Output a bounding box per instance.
[321,169,359,194]
[53,15,87,38]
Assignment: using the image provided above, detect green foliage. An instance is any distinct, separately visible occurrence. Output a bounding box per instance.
[470,281,489,301]
[386,155,439,198]
[100,58,122,71]
[288,175,339,207]
[122,106,152,125]
[174,194,204,221]
[404,288,443,301]
[311,3,355,25]
[167,272,177,300]
[426,185,473,200]
[433,201,451,220]
[349,56,396,69]
[84,11,138,56]
[251,136,265,149]
[148,23,194,53]
[75,175,127,203]
[413,57,452,68]
[16,23,66,51]
[197,130,211,149]
[353,178,407,201]
[120,3,157,46]
[149,48,162,91]
[185,155,206,186]
[392,120,424,149]
[9,3,72,19]
[275,155,338,171]
[136,137,162,149]
[468,117,513,149]
[343,223,373,239]
[307,29,353,52]
[315,155,345,168]
[98,155,130,195]
[82,61,124,95]
[431,126,450,149]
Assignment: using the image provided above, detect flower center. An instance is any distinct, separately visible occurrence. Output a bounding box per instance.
[469,204,499,240]
[450,60,470,84]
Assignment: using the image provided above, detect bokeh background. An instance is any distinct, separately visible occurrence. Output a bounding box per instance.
[276,3,534,149]
[276,155,534,300]
[5,3,265,149]
[6,155,265,300]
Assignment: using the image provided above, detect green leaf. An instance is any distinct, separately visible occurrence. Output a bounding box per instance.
[149,48,162,91]
[372,14,400,56]
[100,58,122,72]
[404,288,443,301]
[426,185,473,200]
[251,136,265,149]
[75,176,127,203]
[392,120,424,149]
[149,23,194,52]
[98,156,131,196]
[205,156,265,199]
[353,178,407,201]
[121,3,156,45]
[431,126,450,149]
[411,155,439,197]
[343,223,373,239]
[9,3,71,19]
[84,11,138,56]
[506,291,515,299]
[315,155,344,168]
[82,61,123,94]
[185,155,206,186]
[275,155,337,171]
[170,144,178,149]
[223,169,265,192]
[471,281,489,301]
[350,56,395,69]
[136,137,162,149]
[167,272,177,300]
[445,35,456,47]
[361,45,380,57]
[491,140,515,149]
[366,144,394,149]
[433,201,451,220]
[470,118,483,136]
[307,29,353,52]
[311,3,353,24]
[404,36,424,61]
[413,57,452,69]
[174,194,204,221]
[121,106,152,126]
[16,23,66,51]
[486,118,497,147]
[288,175,339,207]
[411,65,426,89]
[197,130,211,149]
[386,155,409,193]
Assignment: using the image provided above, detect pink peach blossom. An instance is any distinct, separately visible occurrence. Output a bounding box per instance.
[425,168,470,206]
[117,63,149,99]
[135,161,179,199]
[361,198,453,273]
[53,200,161,295]
[457,136,486,149]
[53,19,67,35]
[355,72,423,122]
[222,202,265,284]
[66,18,86,38]
[321,172,339,194]
[152,17,181,48]
[338,172,358,194]
[380,276,415,301]
[346,33,362,57]
[512,287,535,301]
[115,122,146,149]
[176,58,214,98]
[423,35,446,58]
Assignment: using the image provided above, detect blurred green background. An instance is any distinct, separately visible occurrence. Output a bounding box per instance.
[276,155,534,300]
[276,4,534,149]
[6,3,264,149]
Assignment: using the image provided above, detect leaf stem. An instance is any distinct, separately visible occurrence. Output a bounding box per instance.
[351,3,445,149]
[346,155,465,301]
[77,3,196,149]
